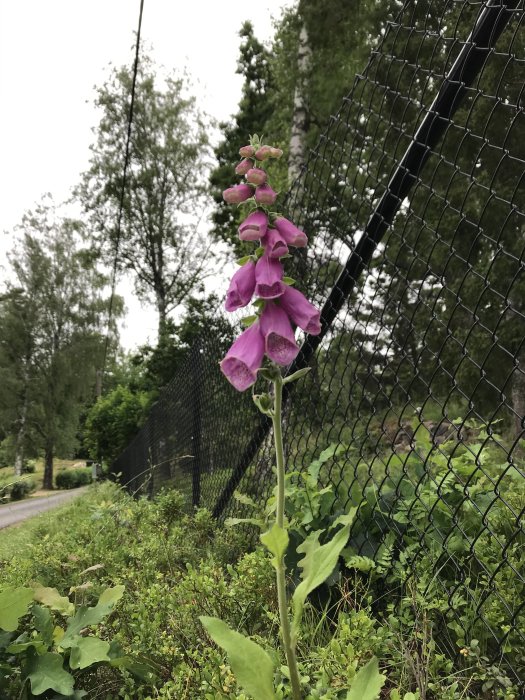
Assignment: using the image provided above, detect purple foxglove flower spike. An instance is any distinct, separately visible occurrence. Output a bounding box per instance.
[273,217,308,247]
[239,144,256,158]
[220,322,265,391]
[223,184,253,204]
[239,211,269,241]
[260,302,300,366]
[255,253,285,299]
[255,183,277,206]
[225,260,256,312]
[261,228,289,259]
[235,159,253,176]
[246,168,267,186]
[280,285,321,335]
[255,145,272,160]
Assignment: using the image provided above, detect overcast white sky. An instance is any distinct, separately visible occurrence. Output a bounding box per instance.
[0,0,294,349]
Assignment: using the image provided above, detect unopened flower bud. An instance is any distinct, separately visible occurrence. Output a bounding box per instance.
[239,145,256,158]
[269,147,283,159]
[254,145,272,161]
[235,159,252,176]
[246,168,267,186]
[274,217,308,247]
[223,184,253,204]
[255,183,277,206]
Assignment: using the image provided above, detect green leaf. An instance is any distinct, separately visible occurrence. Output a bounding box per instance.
[236,255,252,266]
[241,315,258,327]
[33,604,54,646]
[253,393,273,416]
[233,492,259,509]
[0,630,13,649]
[61,585,124,646]
[346,657,386,700]
[255,246,265,258]
[292,524,351,638]
[282,367,311,385]
[200,616,276,700]
[32,585,74,617]
[225,517,265,530]
[260,523,289,569]
[7,638,47,654]
[257,366,280,382]
[24,648,75,696]
[282,277,296,285]
[0,587,34,631]
[69,636,111,669]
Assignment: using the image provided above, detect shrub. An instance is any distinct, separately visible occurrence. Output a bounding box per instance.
[10,479,35,501]
[22,460,36,473]
[55,467,93,489]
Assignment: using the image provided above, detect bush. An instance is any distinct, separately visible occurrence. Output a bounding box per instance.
[55,467,93,489]
[10,479,35,501]
[22,460,36,473]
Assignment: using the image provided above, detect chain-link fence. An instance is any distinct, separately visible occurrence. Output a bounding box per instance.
[112,0,525,689]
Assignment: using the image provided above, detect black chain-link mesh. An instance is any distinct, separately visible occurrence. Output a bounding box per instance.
[112,0,524,688]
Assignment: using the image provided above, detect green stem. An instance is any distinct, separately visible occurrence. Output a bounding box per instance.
[272,374,302,700]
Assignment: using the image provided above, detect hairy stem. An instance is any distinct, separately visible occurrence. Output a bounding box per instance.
[272,374,302,700]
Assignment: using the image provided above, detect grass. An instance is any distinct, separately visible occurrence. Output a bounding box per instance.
[0,493,88,560]
[0,457,88,496]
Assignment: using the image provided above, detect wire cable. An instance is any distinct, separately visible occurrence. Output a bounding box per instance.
[100,0,145,389]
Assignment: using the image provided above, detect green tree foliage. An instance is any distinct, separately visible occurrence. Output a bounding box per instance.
[209,22,274,252]
[0,199,116,489]
[131,294,234,393]
[78,51,212,338]
[84,386,150,464]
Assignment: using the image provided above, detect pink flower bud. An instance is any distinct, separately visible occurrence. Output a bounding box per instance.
[225,260,256,312]
[260,302,299,366]
[223,184,253,204]
[254,145,272,160]
[239,145,256,157]
[255,183,277,206]
[239,211,269,241]
[269,147,283,159]
[246,168,267,186]
[235,159,252,176]
[261,228,289,259]
[280,285,321,335]
[273,217,308,247]
[255,253,285,299]
[220,322,264,391]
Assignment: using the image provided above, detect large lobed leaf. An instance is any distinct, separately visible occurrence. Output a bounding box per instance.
[24,648,75,696]
[0,587,34,632]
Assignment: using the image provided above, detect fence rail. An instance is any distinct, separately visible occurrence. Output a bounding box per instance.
[112,0,525,690]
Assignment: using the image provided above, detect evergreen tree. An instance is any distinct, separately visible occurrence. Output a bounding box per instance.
[209,21,274,251]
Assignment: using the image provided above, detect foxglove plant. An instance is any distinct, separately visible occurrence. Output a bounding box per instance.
[200,135,384,700]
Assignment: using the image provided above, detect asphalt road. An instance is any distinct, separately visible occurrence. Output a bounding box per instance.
[0,488,88,529]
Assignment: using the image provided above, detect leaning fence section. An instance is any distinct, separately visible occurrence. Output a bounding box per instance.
[112,0,525,689]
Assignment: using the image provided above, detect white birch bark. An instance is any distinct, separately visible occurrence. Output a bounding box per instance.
[288,24,312,185]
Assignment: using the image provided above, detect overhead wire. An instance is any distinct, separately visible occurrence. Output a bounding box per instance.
[100,0,146,391]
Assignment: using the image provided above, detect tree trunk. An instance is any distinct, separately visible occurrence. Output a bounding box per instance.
[13,401,27,477]
[43,442,54,490]
[156,288,167,341]
[288,23,312,185]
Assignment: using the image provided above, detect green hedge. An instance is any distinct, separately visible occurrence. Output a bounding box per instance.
[55,467,93,489]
